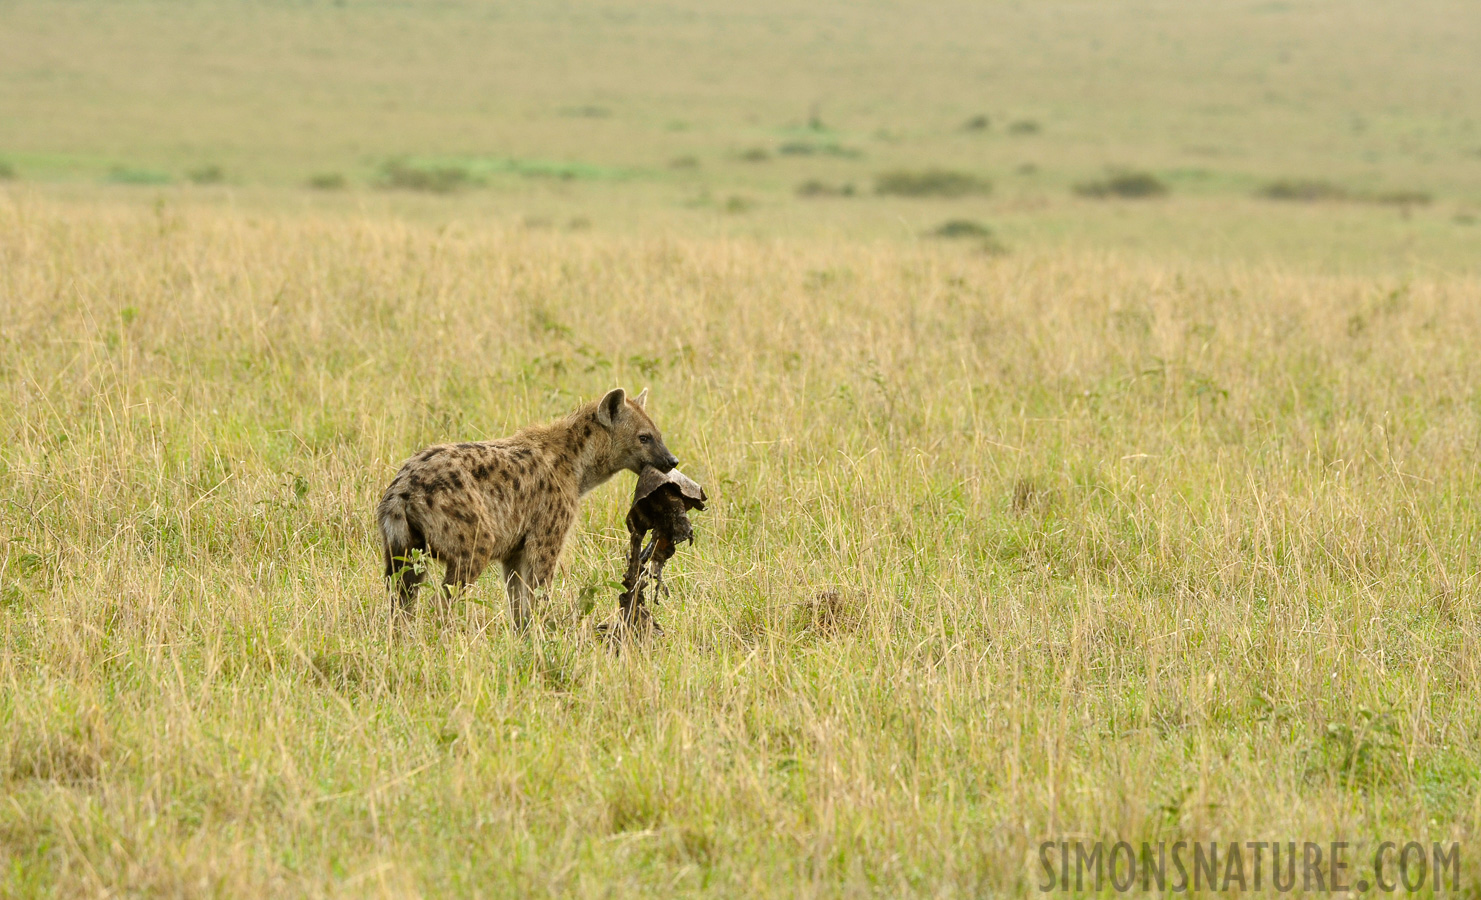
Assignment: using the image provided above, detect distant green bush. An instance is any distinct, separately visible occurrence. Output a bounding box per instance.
[1008,119,1041,135]
[875,168,991,198]
[737,148,770,163]
[0,161,16,180]
[961,115,990,131]
[1075,170,1169,199]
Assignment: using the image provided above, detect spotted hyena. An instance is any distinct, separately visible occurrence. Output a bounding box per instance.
[376,387,679,627]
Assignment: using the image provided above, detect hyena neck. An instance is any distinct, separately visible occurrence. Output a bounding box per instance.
[560,407,624,496]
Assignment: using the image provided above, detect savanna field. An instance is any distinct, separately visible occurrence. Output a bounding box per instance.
[3,0,1481,896]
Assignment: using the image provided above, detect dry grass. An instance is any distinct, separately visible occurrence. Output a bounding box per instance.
[1,197,1479,896]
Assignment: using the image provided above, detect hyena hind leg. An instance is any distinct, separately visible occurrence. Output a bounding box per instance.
[439,544,495,610]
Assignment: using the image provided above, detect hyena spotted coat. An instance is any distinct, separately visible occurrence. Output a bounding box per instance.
[377,388,679,626]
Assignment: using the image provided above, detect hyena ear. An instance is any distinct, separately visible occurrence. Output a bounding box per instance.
[633,387,649,410]
[596,388,626,429]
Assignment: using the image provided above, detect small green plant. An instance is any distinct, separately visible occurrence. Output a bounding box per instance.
[1008,119,1041,134]
[1074,170,1169,199]
[724,195,754,213]
[387,548,429,597]
[737,147,770,163]
[0,161,16,180]
[961,114,990,131]
[875,168,991,198]
[668,155,699,169]
[1309,706,1403,788]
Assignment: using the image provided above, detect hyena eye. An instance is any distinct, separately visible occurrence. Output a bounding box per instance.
[639,434,652,444]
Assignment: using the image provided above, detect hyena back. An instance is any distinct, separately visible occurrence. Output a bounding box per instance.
[377,387,679,627]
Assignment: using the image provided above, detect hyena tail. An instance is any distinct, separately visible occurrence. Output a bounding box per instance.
[378,493,426,613]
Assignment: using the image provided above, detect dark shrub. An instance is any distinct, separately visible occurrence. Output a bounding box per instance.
[796,180,855,198]
[380,159,474,193]
[1008,119,1041,135]
[1075,170,1169,199]
[1256,179,1348,201]
[875,168,991,198]
[1371,190,1432,206]
[308,172,347,190]
[0,161,15,180]
[929,219,992,239]
[738,148,770,163]
[962,115,990,131]
[188,165,225,185]
[776,141,861,159]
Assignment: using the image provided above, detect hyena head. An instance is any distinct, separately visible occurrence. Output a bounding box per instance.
[596,387,679,474]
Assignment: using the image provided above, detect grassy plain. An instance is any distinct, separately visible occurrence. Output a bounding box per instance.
[2,0,1481,896]
[3,199,1480,896]
[2,0,1481,268]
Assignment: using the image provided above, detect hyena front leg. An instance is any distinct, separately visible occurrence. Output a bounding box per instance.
[502,559,533,631]
[502,537,564,631]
